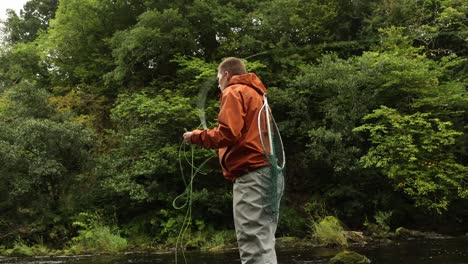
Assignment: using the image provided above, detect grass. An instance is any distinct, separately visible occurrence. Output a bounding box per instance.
[311,216,348,247]
[68,225,128,254]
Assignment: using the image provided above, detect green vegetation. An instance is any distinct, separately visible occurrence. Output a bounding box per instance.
[0,241,49,257]
[68,212,128,254]
[363,211,393,239]
[0,0,466,255]
[329,250,370,264]
[311,216,348,247]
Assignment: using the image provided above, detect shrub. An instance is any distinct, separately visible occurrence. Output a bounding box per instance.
[68,212,127,254]
[278,206,308,237]
[364,211,393,238]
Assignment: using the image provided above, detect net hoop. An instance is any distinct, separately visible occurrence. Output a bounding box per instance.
[258,94,286,170]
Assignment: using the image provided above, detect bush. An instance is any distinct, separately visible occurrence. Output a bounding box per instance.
[278,206,308,237]
[364,211,393,238]
[68,212,127,254]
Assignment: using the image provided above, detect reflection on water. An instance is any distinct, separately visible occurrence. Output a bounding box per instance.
[356,237,468,264]
[0,237,466,264]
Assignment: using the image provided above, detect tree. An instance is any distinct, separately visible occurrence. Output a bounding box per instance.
[41,0,144,86]
[1,0,59,44]
[108,8,197,86]
[354,106,467,213]
[0,42,49,89]
[362,0,468,57]
[0,82,94,244]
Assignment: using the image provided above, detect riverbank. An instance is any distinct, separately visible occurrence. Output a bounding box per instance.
[1,236,468,264]
[0,226,464,258]
[211,227,459,252]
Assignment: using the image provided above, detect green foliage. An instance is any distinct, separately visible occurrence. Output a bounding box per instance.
[354,106,466,213]
[1,0,59,44]
[329,250,370,264]
[174,222,236,251]
[68,212,127,253]
[311,216,348,247]
[277,206,308,237]
[109,8,197,85]
[0,42,47,88]
[363,0,468,57]
[304,200,329,223]
[284,26,466,222]
[203,230,237,250]
[120,212,158,248]
[363,211,393,238]
[0,82,94,245]
[374,211,393,232]
[0,0,467,252]
[99,89,199,202]
[0,240,49,257]
[41,0,144,85]
[253,0,338,68]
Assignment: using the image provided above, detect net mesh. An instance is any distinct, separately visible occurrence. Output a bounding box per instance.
[258,95,285,217]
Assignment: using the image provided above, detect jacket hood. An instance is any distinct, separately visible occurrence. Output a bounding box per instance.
[228,73,267,95]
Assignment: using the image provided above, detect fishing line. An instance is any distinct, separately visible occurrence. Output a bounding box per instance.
[172,72,218,264]
[197,76,217,130]
[243,50,270,60]
[173,139,215,264]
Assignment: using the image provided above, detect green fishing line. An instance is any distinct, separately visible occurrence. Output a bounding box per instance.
[173,140,215,264]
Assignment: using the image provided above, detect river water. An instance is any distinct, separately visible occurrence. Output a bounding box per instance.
[1,237,466,264]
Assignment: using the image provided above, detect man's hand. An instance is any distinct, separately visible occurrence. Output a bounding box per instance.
[183,131,193,144]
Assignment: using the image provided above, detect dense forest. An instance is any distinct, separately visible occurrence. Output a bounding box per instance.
[0,0,466,253]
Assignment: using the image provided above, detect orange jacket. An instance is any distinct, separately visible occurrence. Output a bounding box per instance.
[191,73,269,181]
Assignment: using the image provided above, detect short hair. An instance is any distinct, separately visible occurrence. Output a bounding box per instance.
[218,57,247,76]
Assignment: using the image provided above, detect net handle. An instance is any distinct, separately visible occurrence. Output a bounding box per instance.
[258,94,286,170]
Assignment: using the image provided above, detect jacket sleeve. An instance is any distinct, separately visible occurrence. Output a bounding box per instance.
[191,88,245,149]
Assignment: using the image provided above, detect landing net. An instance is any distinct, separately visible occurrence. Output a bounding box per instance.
[258,94,285,217]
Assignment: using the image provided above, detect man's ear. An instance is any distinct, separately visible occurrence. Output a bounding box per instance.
[225,71,231,80]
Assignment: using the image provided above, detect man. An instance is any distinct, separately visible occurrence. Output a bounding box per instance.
[183,57,283,264]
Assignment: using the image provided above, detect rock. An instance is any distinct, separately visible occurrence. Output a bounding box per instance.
[343,231,367,244]
[207,243,237,252]
[275,237,314,249]
[394,227,451,239]
[276,236,301,243]
[329,250,371,264]
[207,245,226,252]
[372,238,393,244]
[394,227,425,238]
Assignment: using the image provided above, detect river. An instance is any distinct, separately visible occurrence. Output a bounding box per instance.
[0,237,466,264]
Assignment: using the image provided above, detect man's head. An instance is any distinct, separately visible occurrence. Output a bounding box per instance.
[217,57,247,91]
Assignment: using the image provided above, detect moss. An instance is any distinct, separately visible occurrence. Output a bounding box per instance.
[312,216,348,247]
[329,250,371,264]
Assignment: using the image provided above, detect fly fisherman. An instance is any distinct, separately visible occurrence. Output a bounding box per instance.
[183,57,284,264]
